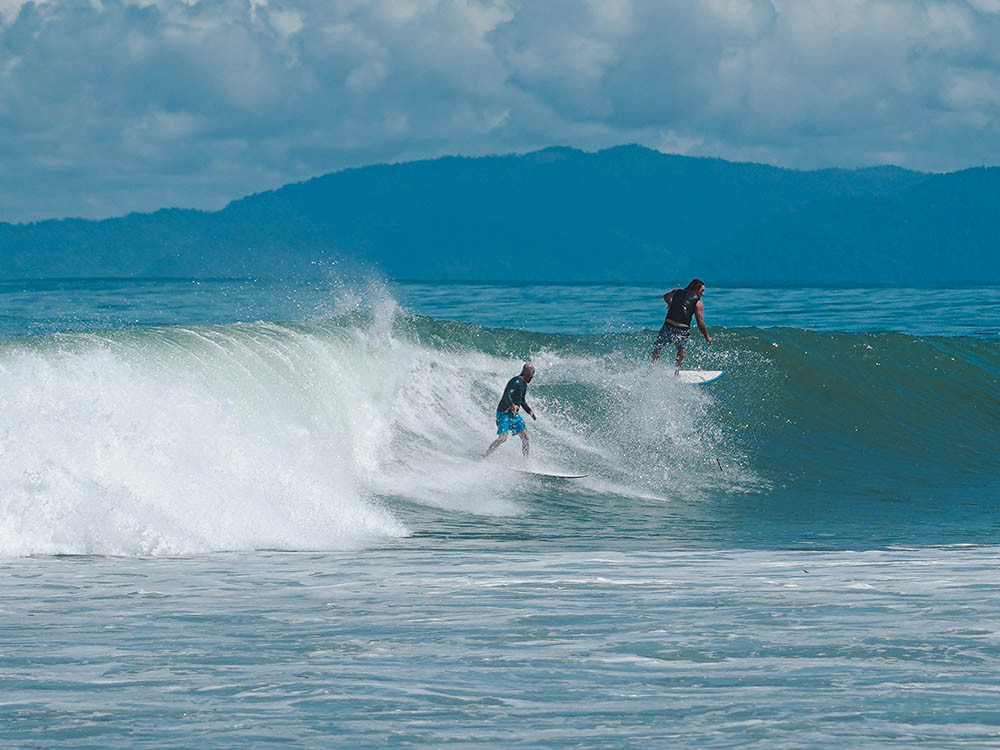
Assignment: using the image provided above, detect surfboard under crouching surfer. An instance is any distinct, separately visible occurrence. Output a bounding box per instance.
[651,279,713,374]
[484,363,536,460]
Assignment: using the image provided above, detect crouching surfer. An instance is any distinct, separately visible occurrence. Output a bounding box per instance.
[484,362,536,460]
[651,278,713,374]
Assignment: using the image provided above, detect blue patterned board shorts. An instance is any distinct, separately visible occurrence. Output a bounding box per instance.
[654,323,691,350]
[496,410,527,436]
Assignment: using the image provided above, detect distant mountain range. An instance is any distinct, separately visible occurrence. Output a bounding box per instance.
[2,145,997,284]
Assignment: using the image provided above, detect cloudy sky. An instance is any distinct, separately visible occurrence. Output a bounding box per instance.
[2,0,998,222]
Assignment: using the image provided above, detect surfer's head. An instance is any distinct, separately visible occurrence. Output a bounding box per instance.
[521,362,535,382]
[687,278,705,292]
[687,279,706,295]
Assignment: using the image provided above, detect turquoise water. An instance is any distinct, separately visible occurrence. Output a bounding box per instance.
[2,279,999,747]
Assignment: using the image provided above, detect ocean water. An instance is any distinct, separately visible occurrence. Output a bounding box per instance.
[2,278,999,748]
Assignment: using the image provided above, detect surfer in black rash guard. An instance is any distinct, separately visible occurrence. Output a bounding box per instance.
[484,363,536,460]
[651,279,713,373]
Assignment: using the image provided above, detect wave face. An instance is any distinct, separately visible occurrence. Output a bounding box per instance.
[1,302,998,556]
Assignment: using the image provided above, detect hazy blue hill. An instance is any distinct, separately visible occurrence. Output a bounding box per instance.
[1,146,996,283]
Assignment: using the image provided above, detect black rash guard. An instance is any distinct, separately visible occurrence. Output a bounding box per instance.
[665,288,702,327]
[497,376,532,415]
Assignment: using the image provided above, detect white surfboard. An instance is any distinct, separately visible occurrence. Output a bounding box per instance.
[675,369,725,385]
[515,469,589,480]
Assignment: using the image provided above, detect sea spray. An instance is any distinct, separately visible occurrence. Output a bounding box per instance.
[0,325,408,557]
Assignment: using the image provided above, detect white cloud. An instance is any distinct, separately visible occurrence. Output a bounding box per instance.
[1,0,998,222]
[345,59,388,94]
[268,8,303,37]
[0,0,39,24]
[967,0,1000,11]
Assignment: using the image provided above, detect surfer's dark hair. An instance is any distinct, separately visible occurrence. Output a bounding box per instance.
[687,279,705,290]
